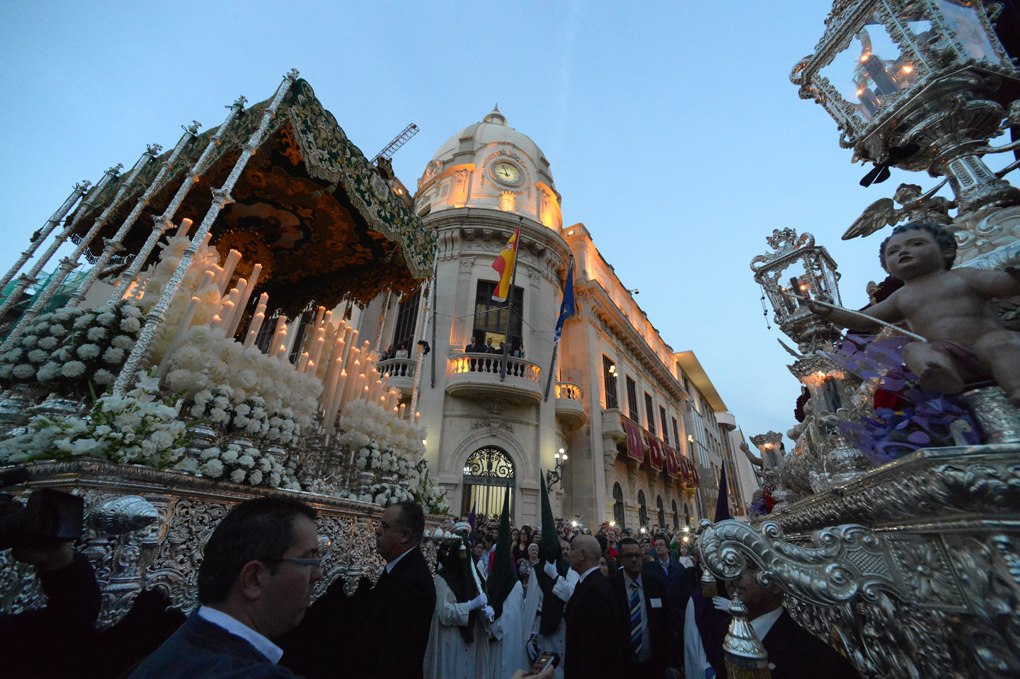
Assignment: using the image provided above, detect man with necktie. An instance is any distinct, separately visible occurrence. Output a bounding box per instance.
[614,537,678,678]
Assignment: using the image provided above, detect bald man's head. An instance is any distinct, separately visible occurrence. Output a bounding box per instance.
[569,534,601,574]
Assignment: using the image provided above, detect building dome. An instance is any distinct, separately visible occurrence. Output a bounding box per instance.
[415,106,562,229]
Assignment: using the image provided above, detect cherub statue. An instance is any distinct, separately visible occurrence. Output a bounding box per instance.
[811,220,1020,407]
[843,182,954,240]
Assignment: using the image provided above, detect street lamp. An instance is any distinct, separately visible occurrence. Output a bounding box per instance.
[546,448,568,490]
[791,1,1020,221]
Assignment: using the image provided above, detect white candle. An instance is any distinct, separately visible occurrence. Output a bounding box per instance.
[157,296,202,378]
[296,351,310,373]
[218,249,242,295]
[399,403,406,419]
[228,262,261,337]
[174,217,194,238]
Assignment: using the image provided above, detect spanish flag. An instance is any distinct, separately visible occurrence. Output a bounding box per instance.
[491,225,521,303]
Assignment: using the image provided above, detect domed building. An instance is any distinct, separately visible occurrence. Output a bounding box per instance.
[361,108,753,528]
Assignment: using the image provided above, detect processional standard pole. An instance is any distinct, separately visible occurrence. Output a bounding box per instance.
[0,146,159,353]
[114,98,246,293]
[0,167,120,326]
[112,69,301,397]
[0,180,90,295]
[68,122,202,306]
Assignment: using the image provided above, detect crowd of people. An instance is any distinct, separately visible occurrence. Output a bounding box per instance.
[465,336,525,358]
[2,496,860,678]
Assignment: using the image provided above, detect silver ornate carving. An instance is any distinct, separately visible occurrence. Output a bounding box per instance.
[958,385,1020,444]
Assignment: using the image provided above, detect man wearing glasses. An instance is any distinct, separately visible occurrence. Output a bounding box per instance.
[130,496,322,678]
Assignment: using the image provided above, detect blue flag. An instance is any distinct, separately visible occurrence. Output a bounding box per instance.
[554,258,575,341]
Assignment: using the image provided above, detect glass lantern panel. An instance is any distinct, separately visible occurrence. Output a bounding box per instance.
[937,1,1002,64]
[821,14,913,122]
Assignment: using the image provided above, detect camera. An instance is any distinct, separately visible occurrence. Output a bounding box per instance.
[0,488,84,550]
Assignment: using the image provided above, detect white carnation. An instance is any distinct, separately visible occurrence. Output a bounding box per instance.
[230,469,246,483]
[37,336,58,350]
[120,317,141,333]
[201,459,224,478]
[76,344,101,360]
[249,470,263,486]
[12,364,35,379]
[102,347,125,364]
[93,369,115,385]
[87,326,108,341]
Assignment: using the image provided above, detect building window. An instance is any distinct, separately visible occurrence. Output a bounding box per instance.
[391,288,421,355]
[472,281,523,353]
[638,490,648,527]
[644,393,656,435]
[656,495,665,528]
[672,417,680,449]
[659,407,669,445]
[683,503,692,527]
[613,483,626,529]
[671,500,679,530]
[603,356,619,410]
[626,377,639,422]
[462,446,515,519]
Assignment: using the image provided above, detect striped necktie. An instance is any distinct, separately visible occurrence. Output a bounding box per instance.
[629,580,643,656]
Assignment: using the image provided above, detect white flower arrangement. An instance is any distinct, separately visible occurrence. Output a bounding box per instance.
[163,325,321,431]
[185,441,300,490]
[0,374,186,467]
[337,400,426,462]
[413,459,451,515]
[364,482,414,507]
[0,299,143,396]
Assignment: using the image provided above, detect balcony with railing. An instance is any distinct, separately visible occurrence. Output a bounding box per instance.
[376,357,417,396]
[446,352,542,404]
[554,382,586,430]
[601,407,627,443]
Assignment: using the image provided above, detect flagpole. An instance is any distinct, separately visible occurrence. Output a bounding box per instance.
[543,340,558,402]
[499,220,522,382]
[544,255,574,401]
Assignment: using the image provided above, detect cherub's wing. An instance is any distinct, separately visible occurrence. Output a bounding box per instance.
[842,198,896,240]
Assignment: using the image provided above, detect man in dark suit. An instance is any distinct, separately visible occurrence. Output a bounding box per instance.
[563,534,623,679]
[727,567,860,679]
[351,500,437,679]
[616,537,678,678]
[130,496,323,678]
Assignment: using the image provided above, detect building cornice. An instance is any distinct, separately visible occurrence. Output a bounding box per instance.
[577,278,689,405]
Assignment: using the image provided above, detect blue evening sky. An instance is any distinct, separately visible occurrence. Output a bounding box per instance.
[1,2,1005,447]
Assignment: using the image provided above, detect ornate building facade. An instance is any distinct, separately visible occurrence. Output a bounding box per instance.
[354,108,756,527]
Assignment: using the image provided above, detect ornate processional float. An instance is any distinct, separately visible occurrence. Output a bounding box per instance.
[700,3,1020,677]
[0,70,451,624]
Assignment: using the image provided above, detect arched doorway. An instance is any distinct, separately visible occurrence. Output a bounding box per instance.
[613,483,626,529]
[656,495,665,528]
[671,500,679,530]
[461,446,515,519]
[638,490,648,527]
[683,502,692,528]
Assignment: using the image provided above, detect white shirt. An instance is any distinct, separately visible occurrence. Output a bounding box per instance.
[385,545,417,573]
[197,605,283,664]
[577,565,601,583]
[750,605,783,641]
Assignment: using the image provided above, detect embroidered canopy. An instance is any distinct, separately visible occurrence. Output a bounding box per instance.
[68,79,435,313]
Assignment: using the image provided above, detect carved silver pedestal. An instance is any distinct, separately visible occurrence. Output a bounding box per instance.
[699,442,1020,678]
[0,460,440,626]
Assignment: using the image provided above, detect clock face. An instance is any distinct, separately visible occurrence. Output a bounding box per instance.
[492,161,521,185]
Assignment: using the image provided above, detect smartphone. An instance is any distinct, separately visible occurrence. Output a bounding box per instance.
[527,651,560,675]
